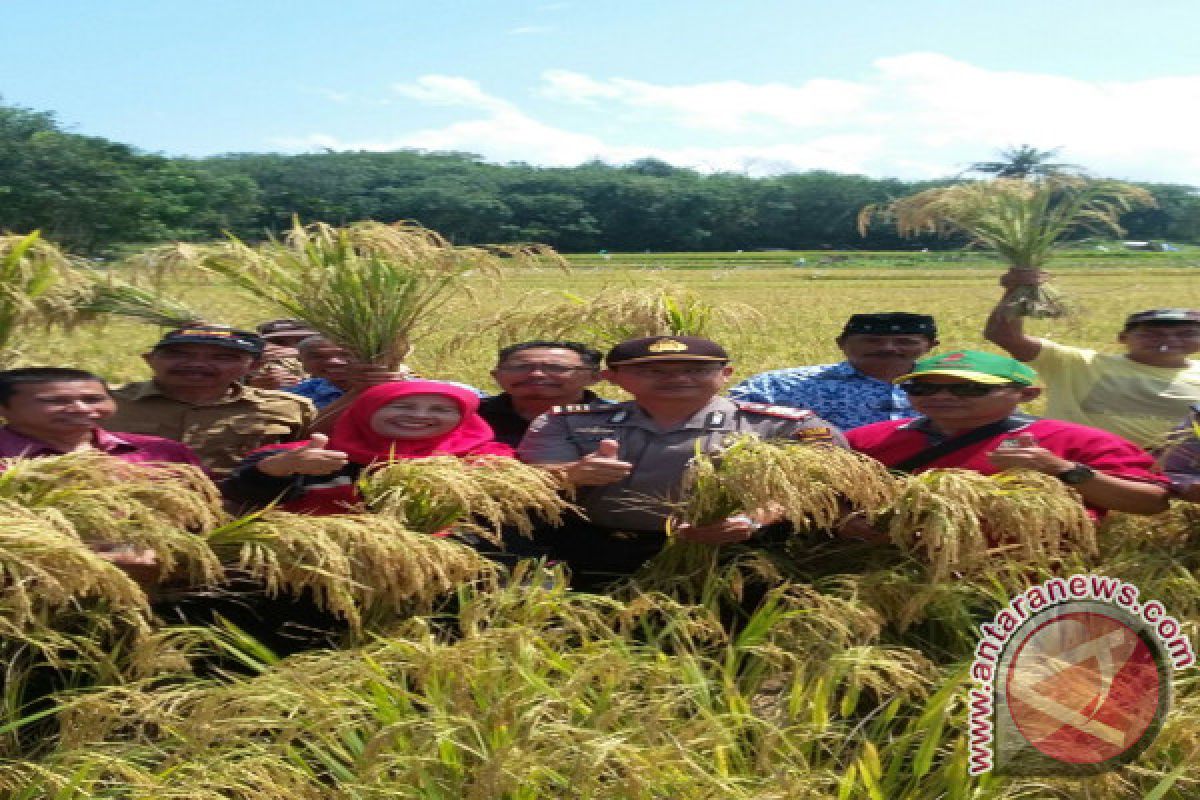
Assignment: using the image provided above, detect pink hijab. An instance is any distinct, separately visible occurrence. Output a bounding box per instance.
[328,380,513,464]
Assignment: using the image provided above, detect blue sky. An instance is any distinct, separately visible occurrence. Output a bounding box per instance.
[4,0,1200,181]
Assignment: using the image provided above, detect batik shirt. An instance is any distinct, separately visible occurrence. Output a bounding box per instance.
[729,361,914,431]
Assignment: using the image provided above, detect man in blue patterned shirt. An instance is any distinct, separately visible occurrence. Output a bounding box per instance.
[729,312,939,431]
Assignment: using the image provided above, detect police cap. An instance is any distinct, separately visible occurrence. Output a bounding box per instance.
[606,336,730,367]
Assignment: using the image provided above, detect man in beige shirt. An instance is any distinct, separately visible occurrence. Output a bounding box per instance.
[107,326,316,477]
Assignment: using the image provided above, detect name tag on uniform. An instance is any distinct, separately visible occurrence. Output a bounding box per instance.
[575,427,618,435]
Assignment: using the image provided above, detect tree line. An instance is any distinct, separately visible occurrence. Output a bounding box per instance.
[3,101,1199,255]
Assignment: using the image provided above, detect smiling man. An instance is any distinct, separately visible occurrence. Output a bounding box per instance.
[845,350,1169,518]
[518,335,845,588]
[730,312,938,430]
[985,268,1200,449]
[106,326,315,477]
[479,340,608,447]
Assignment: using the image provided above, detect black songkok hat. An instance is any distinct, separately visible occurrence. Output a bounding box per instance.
[841,312,937,338]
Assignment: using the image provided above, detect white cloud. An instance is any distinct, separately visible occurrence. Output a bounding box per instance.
[274,56,1200,182]
[540,69,875,132]
[508,25,554,35]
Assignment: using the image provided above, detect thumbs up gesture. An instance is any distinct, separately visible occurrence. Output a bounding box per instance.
[256,433,351,477]
[985,432,1073,475]
[563,438,633,486]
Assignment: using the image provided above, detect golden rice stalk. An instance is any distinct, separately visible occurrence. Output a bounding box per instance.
[206,511,494,630]
[0,232,95,366]
[118,241,215,289]
[857,177,1155,318]
[0,452,226,585]
[882,468,1096,580]
[74,277,204,329]
[191,219,564,369]
[679,434,899,528]
[0,499,148,630]
[470,281,763,349]
[358,454,573,541]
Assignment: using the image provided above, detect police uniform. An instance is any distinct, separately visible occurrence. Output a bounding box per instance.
[514,335,846,588]
[519,395,844,532]
[106,325,316,477]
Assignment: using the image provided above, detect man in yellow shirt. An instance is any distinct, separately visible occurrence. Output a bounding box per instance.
[984,268,1200,449]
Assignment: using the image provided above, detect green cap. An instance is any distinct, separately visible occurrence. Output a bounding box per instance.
[894,350,1038,386]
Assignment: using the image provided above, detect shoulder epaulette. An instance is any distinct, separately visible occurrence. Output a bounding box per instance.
[734,401,815,420]
[550,403,612,414]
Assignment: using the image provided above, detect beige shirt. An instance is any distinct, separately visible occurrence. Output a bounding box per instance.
[1033,339,1200,449]
[518,395,845,532]
[107,381,316,477]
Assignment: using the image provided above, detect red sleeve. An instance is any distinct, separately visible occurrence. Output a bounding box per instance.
[1040,422,1169,485]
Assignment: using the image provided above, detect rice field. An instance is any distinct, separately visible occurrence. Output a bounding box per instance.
[5,247,1200,798]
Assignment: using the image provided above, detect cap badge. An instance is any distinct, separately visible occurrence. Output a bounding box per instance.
[647,338,689,353]
[942,352,966,362]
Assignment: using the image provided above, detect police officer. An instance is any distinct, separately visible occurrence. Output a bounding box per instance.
[517,335,846,588]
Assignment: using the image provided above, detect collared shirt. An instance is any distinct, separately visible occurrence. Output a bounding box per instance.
[107,381,316,477]
[285,377,345,409]
[0,425,202,466]
[478,389,610,447]
[518,395,846,532]
[729,361,914,431]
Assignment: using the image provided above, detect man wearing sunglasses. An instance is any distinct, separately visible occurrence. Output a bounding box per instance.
[845,350,1169,517]
[518,335,846,589]
[479,340,609,447]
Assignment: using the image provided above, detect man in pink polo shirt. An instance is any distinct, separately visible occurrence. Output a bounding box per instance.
[0,367,201,465]
[0,367,204,584]
[845,350,1169,518]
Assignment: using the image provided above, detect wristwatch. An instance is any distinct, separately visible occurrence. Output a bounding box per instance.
[1055,462,1096,485]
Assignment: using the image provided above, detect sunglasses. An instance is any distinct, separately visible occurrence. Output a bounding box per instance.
[899,381,1020,397]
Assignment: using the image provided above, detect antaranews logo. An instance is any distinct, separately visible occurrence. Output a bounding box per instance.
[968,574,1195,776]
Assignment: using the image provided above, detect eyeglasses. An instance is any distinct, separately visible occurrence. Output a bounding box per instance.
[495,364,594,375]
[620,365,726,378]
[899,381,1020,397]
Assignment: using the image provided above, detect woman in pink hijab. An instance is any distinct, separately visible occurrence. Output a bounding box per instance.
[222,380,513,515]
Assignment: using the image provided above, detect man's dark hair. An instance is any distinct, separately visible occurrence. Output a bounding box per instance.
[496,341,603,369]
[0,367,109,405]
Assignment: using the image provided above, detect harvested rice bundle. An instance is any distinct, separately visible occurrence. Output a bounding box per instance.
[75,279,203,329]
[358,454,573,541]
[0,452,225,585]
[882,468,1096,580]
[474,281,762,348]
[679,434,898,529]
[857,176,1154,319]
[207,511,494,630]
[0,232,94,366]
[194,219,563,369]
[0,499,147,631]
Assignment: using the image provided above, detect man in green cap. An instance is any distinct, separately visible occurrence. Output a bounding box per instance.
[844,350,1169,519]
